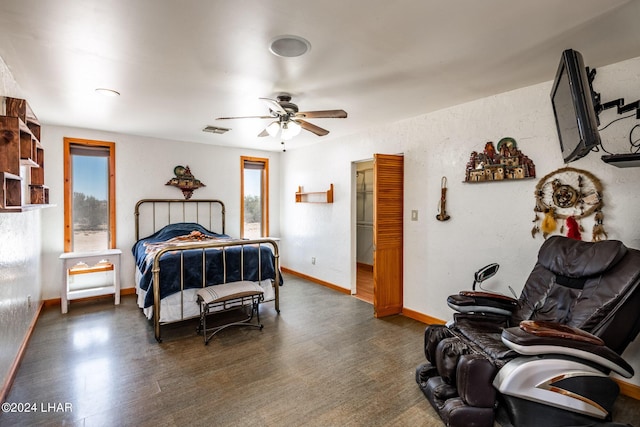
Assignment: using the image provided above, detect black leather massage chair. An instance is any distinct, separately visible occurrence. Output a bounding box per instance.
[416,236,640,427]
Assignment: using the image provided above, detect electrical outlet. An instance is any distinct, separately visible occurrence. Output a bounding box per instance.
[311,257,316,265]
[411,210,419,221]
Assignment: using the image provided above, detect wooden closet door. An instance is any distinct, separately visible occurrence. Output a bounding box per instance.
[373,153,404,317]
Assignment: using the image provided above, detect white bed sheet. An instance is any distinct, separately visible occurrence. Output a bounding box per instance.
[135,268,275,323]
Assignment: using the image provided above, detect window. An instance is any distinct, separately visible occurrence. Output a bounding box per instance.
[240,156,269,239]
[63,138,116,252]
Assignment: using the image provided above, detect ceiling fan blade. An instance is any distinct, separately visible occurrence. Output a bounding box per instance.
[295,109,347,119]
[257,128,270,137]
[215,115,273,120]
[259,98,288,116]
[297,119,330,136]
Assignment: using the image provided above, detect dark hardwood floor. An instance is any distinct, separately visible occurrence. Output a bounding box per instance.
[3,273,640,426]
[2,274,440,426]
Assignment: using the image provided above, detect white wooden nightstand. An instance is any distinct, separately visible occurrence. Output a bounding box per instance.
[59,249,122,314]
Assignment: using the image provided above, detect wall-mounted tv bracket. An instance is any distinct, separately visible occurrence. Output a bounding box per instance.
[588,67,602,125]
[589,67,640,122]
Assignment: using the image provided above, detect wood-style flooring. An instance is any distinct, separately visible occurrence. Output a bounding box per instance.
[355,263,373,304]
[3,273,640,426]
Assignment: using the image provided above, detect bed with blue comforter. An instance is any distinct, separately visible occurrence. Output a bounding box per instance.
[132,219,281,342]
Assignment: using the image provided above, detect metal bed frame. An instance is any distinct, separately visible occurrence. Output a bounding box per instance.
[134,198,227,241]
[134,199,280,342]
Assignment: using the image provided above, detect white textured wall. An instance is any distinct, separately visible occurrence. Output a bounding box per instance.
[280,56,640,384]
[0,211,42,395]
[0,56,43,395]
[40,126,281,299]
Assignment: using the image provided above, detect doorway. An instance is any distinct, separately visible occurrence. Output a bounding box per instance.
[355,160,374,303]
[353,154,404,317]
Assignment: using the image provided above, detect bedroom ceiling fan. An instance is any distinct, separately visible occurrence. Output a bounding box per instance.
[215,94,347,141]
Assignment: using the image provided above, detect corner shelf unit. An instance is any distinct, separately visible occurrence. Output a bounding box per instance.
[0,97,49,211]
[295,183,334,203]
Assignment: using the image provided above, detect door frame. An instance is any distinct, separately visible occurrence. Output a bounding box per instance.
[351,154,404,315]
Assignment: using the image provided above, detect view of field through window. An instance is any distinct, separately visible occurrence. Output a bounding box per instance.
[72,154,109,252]
[243,167,262,239]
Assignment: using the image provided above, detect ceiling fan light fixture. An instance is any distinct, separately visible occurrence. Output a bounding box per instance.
[280,121,302,141]
[288,120,302,136]
[269,35,311,58]
[266,121,281,137]
[217,94,341,140]
[281,122,293,141]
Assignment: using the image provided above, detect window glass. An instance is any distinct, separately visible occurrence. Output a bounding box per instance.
[64,139,115,252]
[241,157,268,239]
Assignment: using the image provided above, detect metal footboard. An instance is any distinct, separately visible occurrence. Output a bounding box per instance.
[150,238,280,342]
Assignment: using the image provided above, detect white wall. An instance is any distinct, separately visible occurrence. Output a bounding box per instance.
[40,127,281,299]
[279,56,640,384]
[0,56,44,397]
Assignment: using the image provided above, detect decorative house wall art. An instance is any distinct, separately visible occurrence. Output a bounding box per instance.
[531,166,606,241]
[166,165,206,199]
[464,138,536,183]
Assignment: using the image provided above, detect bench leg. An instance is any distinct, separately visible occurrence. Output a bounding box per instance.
[199,296,264,345]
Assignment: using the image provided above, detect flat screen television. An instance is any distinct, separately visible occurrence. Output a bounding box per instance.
[550,49,601,163]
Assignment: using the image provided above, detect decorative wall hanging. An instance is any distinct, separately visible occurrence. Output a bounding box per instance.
[166,165,206,199]
[531,166,606,241]
[436,176,451,221]
[464,138,536,183]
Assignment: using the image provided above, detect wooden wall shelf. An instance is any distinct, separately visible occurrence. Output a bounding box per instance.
[0,97,49,211]
[296,184,334,203]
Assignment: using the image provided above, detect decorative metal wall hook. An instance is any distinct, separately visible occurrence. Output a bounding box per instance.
[436,176,451,221]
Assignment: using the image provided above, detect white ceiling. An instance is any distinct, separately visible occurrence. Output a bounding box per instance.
[1,0,639,151]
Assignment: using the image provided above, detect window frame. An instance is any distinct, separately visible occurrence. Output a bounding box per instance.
[63,137,116,252]
[240,156,269,238]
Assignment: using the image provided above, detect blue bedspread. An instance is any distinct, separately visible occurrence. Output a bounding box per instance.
[132,223,280,308]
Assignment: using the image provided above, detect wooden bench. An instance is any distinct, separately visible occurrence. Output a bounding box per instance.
[196,281,264,345]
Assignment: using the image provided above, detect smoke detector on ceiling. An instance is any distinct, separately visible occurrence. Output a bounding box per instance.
[269,35,311,58]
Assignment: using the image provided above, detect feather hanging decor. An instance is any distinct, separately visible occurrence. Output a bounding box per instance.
[531,213,540,238]
[566,216,581,240]
[540,209,557,238]
[592,209,608,242]
[531,167,606,242]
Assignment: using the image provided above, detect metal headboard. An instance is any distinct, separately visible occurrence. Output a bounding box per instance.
[134,199,226,240]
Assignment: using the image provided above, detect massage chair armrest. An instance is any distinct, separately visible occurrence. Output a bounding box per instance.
[501,320,634,378]
[447,290,518,316]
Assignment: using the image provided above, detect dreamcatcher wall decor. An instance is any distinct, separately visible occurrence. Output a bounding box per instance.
[532,167,607,241]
